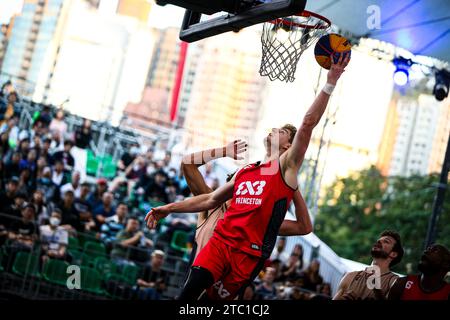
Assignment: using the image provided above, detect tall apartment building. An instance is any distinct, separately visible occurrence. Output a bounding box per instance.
[378,93,445,176]
[117,0,152,23]
[0,0,72,98]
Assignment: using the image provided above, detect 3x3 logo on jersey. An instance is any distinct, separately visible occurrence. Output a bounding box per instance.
[235,180,266,206]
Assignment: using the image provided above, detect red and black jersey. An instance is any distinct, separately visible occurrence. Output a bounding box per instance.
[213,159,297,259]
[401,275,450,300]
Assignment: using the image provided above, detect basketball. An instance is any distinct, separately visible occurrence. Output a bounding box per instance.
[314,33,352,69]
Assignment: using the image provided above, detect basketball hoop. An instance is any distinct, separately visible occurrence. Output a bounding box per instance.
[260,10,331,82]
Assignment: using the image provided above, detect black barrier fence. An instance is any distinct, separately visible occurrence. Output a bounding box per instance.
[0,212,190,300]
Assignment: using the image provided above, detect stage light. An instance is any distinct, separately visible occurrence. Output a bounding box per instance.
[392,57,413,87]
[433,69,450,101]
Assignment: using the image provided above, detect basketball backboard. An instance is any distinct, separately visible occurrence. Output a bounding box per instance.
[156,0,307,42]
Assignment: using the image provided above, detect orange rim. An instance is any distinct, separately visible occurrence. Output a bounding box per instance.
[268,10,331,29]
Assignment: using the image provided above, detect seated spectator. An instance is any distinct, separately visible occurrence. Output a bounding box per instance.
[100,202,128,250]
[145,170,169,203]
[60,171,81,198]
[2,192,27,227]
[56,190,82,233]
[51,139,75,171]
[17,134,31,160]
[3,151,21,180]
[292,244,305,270]
[111,217,153,264]
[37,105,52,128]
[93,192,116,227]
[36,167,58,203]
[31,189,49,225]
[125,156,146,181]
[5,203,38,270]
[19,147,38,174]
[40,137,52,164]
[40,209,68,265]
[270,237,289,264]
[74,119,92,149]
[87,178,108,210]
[255,267,278,300]
[17,167,34,197]
[299,259,323,292]
[135,249,168,300]
[0,131,10,159]
[74,182,94,230]
[51,160,68,188]
[0,176,19,212]
[279,253,302,282]
[118,143,139,172]
[35,156,48,179]
[49,109,68,142]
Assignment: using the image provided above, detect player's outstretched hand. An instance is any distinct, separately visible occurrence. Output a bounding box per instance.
[225,139,248,160]
[145,206,171,229]
[327,53,350,85]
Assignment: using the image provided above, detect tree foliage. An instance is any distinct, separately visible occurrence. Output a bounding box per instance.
[315,165,450,274]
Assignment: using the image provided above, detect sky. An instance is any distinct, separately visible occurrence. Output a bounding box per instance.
[0,0,23,24]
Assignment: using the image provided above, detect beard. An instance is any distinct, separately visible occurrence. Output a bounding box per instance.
[371,248,389,259]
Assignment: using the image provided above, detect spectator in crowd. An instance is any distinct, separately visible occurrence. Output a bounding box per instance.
[87,178,108,210]
[40,209,68,264]
[31,189,49,225]
[145,170,169,204]
[111,217,153,265]
[5,203,38,270]
[17,135,30,160]
[300,259,323,292]
[388,244,450,300]
[51,160,67,188]
[51,139,75,171]
[49,109,68,141]
[117,143,139,172]
[35,156,48,180]
[292,243,304,270]
[270,237,289,263]
[2,192,27,226]
[135,249,168,300]
[125,156,146,181]
[36,105,52,128]
[241,282,256,300]
[0,131,10,160]
[279,253,302,282]
[60,171,81,198]
[0,91,19,126]
[334,230,404,300]
[3,152,21,180]
[40,137,52,164]
[255,267,278,300]
[100,202,128,250]
[17,167,33,196]
[74,119,92,149]
[19,147,37,174]
[74,182,94,230]
[36,167,58,203]
[93,192,116,227]
[0,176,19,212]
[56,190,82,233]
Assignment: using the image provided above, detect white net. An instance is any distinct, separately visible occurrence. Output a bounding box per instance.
[260,13,331,82]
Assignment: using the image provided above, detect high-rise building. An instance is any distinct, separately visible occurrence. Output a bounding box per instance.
[0,0,72,97]
[378,94,444,177]
[428,99,450,174]
[42,0,155,124]
[182,28,267,153]
[0,23,10,73]
[117,0,152,23]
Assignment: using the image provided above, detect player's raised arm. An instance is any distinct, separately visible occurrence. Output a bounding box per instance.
[283,54,350,172]
[145,175,236,229]
[181,140,247,196]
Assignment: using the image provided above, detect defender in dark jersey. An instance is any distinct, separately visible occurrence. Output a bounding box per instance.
[146,54,350,300]
[388,244,450,300]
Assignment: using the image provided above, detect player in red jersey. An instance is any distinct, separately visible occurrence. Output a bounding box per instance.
[388,244,450,300]
[145,54,350,300]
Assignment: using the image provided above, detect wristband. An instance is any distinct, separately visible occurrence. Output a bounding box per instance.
[322,83,335,95]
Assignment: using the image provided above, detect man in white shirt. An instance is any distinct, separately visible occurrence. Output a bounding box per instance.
[60,171,82,198]
[40,209,69,264]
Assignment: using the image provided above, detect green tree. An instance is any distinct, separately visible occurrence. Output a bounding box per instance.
[315,166,450,274]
